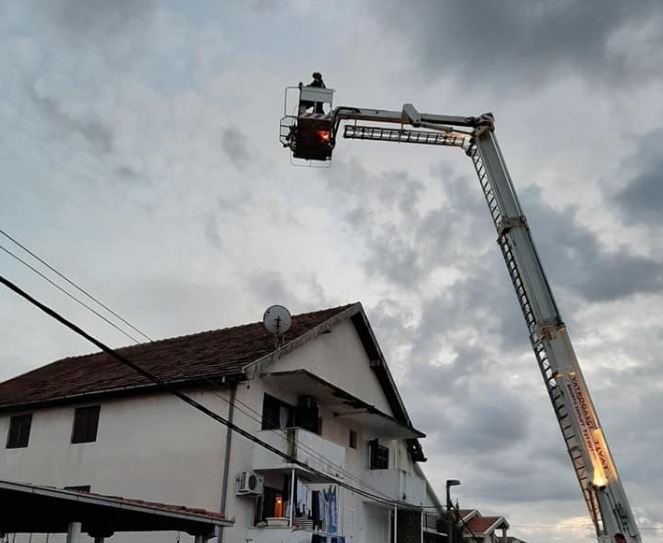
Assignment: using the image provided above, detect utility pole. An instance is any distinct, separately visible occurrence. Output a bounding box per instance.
[446,479,461,543]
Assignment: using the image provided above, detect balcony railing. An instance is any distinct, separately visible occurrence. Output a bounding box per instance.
[362,468,426,505]
[253,428,346,479]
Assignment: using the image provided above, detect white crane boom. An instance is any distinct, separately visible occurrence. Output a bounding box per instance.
[280,91,641,542]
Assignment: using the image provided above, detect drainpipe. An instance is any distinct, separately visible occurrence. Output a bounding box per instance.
[217,382,237,543]
[394,504,398,543]
[289,468,296,527]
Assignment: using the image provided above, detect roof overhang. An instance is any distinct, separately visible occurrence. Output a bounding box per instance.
[262,369,425,440]
[0,479,233,536]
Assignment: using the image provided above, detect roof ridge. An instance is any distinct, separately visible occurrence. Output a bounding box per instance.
[48,303,358,363]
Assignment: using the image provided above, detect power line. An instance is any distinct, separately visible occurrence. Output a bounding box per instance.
[0,232,429,507]
[0,243,142,344]
[0,228,152,342]
[200,373,399,502]
[0,230,400,502]
[0,273,423,512]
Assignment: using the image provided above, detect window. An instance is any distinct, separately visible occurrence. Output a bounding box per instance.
[255,474,291,525]
[262,394,295,430]
[349,429,357,449]
[6,413,32,449]
[295,395,320,435]
[369,439,389,470]
[71,405,100,443]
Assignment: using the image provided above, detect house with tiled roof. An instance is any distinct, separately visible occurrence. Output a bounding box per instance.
[0,302,447,543]
[456,508,518,543]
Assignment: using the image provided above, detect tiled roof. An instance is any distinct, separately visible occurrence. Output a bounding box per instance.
[0,304,355,410]
[464,515,507,535]
[457,509,477,520]
[88,491,226,521]
[0,479,233,532]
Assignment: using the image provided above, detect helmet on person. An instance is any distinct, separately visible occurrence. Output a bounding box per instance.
[312,72,322,80]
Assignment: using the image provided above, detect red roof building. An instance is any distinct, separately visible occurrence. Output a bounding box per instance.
[457,508,517,543]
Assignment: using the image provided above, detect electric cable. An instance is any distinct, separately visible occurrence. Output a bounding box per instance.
[199,373,399,502]
[0,243,142,344]
[0,231,408,503]
[0,234,430,508]
[0,273,425,512]
[0,228,152,342]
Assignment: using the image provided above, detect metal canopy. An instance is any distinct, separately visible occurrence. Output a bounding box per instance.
[261,370,425,440]
[0,479,233,536]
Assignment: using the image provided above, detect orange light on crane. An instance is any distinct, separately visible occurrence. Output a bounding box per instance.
[590,428,617,488]
[316,130,330,142]
[590,451,609,488]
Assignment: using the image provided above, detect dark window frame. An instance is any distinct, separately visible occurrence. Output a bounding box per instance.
[6,413,33,449]
[349,429,357,449]
[261,394,295,431]
[71,405,101,444]
[369,439,389,470]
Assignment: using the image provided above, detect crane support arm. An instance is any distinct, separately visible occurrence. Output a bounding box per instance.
[330,104,484,145]
[282,96,642,541]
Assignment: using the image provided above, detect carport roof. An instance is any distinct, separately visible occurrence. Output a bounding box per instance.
[0,479,232,536]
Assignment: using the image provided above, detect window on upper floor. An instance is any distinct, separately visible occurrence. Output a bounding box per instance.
[295,395,320,435]
[262,394,295,430]
[349,429,357,449]
[6,413,32,449]
[368,439,389,470]
[71,405,100,444]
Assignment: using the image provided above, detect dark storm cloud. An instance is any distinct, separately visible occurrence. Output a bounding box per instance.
[324,159,493,291]
[248,271,293,305]
[221,126,252,171]
[614,129,663,225]
[205,215,223,250]
[470,454,579,502]
[369,0,663,90]
[38,0,155,39]
[450,394,530,453]
[29,87,114,154]
[246,271,327,313]
[521,186,663,301]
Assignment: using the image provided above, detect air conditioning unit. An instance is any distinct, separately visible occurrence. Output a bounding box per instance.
[236,471,264,496]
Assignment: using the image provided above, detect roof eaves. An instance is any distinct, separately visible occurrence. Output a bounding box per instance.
[349,306,427,462]
[0,372,245,414]
[466,516,509,535]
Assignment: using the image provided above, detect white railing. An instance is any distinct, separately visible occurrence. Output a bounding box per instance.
[362,468,426,505]
[253,428,346,478]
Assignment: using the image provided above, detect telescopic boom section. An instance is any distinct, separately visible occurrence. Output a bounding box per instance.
[468,122,641,543]
[282,98,642,542]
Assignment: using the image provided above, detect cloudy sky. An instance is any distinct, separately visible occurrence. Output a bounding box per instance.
[1,1,662,541]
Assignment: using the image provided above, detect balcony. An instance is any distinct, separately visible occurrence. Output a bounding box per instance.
[253,428,346,480]
[362,469,426,505]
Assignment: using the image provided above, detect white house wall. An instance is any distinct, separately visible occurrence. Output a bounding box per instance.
[0,388,242,543]
[0,323,430,543]
[271,320,394,416]
[0,390,229,507]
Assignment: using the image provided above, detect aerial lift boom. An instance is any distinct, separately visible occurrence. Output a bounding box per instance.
[280,88,641,542]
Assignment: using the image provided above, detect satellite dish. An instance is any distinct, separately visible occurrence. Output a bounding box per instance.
[263,305,292,336]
